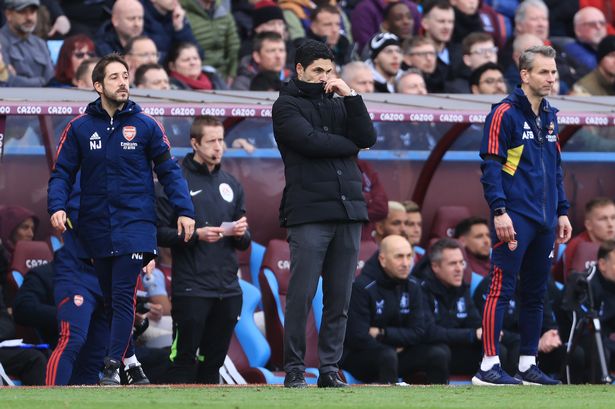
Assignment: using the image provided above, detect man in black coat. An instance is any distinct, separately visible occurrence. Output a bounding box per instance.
[157,115,250,384]
[342,235,448,384]
[272,39,376,388]
[419,238,487,377]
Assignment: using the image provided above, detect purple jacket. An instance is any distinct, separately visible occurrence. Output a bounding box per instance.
[351,0,421,51]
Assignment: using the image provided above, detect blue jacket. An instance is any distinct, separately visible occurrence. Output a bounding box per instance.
[48,98,194,258]
[480,87,569,228]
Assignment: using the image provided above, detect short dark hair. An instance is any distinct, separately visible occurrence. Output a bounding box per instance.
[462,32,494,55]
[166,42,200,71]
[125,35,153,55]
[597,240,615,261]
[252,31,284,53]
[585,197,615,215]
[429,237,462,263]
[91,53,129,87]
[190,116,223,143]
[250,70,283,91]
[454,217,489,239]
[134,63,164,86]
[402,200,421,213]
[310,4,340,22]
[294,38,334,69]
[469,62,504,87]
[383,1,411,20]
[422,0,452,17]
[74,57,100,82]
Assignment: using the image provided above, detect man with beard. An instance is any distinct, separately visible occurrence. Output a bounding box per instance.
[48,54,195,385]
[272,39,376,388]
[454,217,491,277]
[0,0,54,86]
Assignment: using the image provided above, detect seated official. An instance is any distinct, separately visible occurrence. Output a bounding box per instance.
[342,235,448,384]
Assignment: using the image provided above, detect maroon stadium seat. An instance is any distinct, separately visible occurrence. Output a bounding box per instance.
[355,240,379,277]
[567,241,600,277]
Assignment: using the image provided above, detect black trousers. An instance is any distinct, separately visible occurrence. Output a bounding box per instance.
[0,348,47,385]
[167,295,242,384]
[284,222,362,374]
[342,343,450,384]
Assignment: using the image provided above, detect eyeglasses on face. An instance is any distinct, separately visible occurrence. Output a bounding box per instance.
[470,47,498,56]
[480,77,506,85]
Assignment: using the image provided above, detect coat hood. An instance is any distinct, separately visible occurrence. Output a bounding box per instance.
[0,205,39,253]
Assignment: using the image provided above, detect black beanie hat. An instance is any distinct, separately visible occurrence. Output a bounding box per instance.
[253,1,285,29]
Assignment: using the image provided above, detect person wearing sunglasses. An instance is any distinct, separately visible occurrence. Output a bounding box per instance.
[48,33,97,87]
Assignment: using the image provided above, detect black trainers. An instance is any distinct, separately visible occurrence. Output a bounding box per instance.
[472,364,522,386]
[317,372,347,388]
[125,363,150,385]
[100,357,121,386]
[515,365,562,385]
[284,370,307,388]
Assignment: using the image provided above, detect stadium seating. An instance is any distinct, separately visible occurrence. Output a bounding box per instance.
[237,241,266,293]
[5,241,53,305]
[428,206,472,244]
[567,241,600,277]
[355,240,379,277]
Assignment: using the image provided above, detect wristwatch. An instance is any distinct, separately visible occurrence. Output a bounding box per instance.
[494,207,507,216]
[348,89,358,97]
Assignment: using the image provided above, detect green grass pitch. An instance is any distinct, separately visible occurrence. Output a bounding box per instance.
[1,385,614,409]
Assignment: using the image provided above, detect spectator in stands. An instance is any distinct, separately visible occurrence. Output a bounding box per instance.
[554,198,615,281]
[499,0,548,77]
[59,0,113,38]
[450,0,485,44]
[374,201,408,244]
[0,205,38,272]
[47,34,96,87]
[421,0,463,89]
[141,0,198,63]
[233,31,290,90]
[279,0,352,43]
[157,115,250,384]
[0,282,46,385]
[395,68,427,94]
[181,0,240,82]
[445,32,498,93]
[95,0,144,56]
[0,0,54,86]
[300,4,353,67]
[402,36,445,93]
[249,70,282,91]
[72,58,99,90]
[134,62,170,89]
[469,62,507,94]
[563,7,608,83]
[124,35,159,83]
[343,235,449,384]
[454,217,491,277]
[367,32,403,93]
[503,33,543,90]
[571,35,615,95]
[579,0,615,35]
[351,0,420,53]
[380,2,414,45]
[357,160,388,242]
[166,42,227,90]
[340,61,375,93]
[31,0,71,39]
[419,238,486,378]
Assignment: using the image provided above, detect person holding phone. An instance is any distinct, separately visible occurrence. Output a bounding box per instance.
[156,115,250,384]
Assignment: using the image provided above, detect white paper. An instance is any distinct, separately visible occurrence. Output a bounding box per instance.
[0,339,24,348]
[220,222,236,236]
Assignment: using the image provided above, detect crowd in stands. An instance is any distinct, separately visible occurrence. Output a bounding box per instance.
[0,0,613,96]
[1,0,615,387]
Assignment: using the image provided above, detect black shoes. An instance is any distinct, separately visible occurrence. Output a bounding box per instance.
[284,370,308,388]
[125,363,150,385]
[100,357,121,386]
[317,372,347,388]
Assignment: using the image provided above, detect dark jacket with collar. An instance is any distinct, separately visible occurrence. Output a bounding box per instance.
[421,270,482,345]
[272,78,376,227]
[345,255,426,352]
[480,87,569,227]
[48,99,194,258]
[141,0,198,63]
[94,21,126,56]
[587,268,615,350]
[156,152,250,298]
[0,284,16,341]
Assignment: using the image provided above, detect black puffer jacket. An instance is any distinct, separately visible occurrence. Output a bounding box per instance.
[272,78,376,227]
